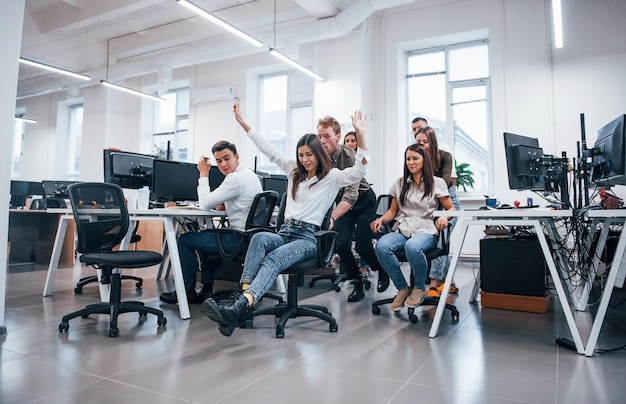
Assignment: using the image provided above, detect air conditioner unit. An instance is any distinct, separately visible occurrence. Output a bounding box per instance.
[191,85,235,104]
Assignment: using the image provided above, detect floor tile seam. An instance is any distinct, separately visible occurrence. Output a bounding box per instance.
[401,381,539,403]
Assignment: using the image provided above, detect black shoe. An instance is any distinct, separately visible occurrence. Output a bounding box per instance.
[198,283,213,302]
[347,281,365,302]
[159,289,198,304]
[202,292,249,337]
[377,271,390,293]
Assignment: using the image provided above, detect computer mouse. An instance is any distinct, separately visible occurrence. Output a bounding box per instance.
[499,203,512,209]
[479,205,489,210]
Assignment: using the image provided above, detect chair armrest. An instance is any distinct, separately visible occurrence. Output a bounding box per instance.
[314,230,338,267]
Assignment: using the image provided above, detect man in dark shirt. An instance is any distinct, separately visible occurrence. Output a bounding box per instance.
[317,115,389,302]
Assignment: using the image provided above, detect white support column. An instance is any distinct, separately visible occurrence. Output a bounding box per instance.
[0,0,26,336]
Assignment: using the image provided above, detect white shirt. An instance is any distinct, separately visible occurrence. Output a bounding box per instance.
[247,129,368,227]
[389,176,449,236]
[197,165,263,230]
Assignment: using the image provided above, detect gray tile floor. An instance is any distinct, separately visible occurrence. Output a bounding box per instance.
[2,259,626,404]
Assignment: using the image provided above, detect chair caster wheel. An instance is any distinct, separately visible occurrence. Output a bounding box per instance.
[158,317,167,327]
[135,280,143,289]
[409,314,418,323]
[334,285,341,292]
[276,328,285,338]
[372,306,381,315]
[139,311,148,318]
[59,322,69,333]
[329,322,338,333]
[363,280,371,291]
[109,328,119,337]
[309,280,315,287]
[74,287,82,294]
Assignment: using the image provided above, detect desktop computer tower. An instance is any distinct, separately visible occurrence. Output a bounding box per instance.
[480,237,546,297]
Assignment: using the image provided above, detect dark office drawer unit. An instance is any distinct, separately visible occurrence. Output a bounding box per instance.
[480,237,547,297]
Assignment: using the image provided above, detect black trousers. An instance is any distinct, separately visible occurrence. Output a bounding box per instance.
[334,188,384,280]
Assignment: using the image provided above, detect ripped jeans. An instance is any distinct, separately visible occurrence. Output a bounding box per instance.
[241,222,318,304]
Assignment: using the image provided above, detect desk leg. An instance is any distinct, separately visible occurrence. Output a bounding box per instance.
[584,226,626,356]
[162,218,190,319]
[43,216,69,296]
[429,220,468,338]
[533,222,585,354]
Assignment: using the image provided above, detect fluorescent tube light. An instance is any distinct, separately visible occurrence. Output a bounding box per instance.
[552,0,563,48]
[19,57,91,81]
[100,80,166,102]
[14,117,37,124]
[269,48,324,82]
[178,0,263,48]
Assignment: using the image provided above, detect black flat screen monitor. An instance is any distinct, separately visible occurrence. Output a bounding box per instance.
[209,166,226,192]
[10,180,45,208]
[152,159,199,202]
[503,132,545,191]
[42,180,77,198]
[103,149,154,189]
[591,114,626,186]
[263,176,288,198]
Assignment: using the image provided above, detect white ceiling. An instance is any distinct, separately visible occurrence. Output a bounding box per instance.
[18,0,415,99]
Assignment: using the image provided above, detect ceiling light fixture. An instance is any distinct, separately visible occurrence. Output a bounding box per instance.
[269,48,324,81]
[19,57,91,81]
[552,0,563,48]
[14,117,37,124]
[100,80,166,102]
[177,0,263,48]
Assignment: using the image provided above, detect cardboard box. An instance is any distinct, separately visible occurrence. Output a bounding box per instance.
[480,291,551,313]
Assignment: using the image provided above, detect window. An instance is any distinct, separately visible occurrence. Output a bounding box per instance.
[12,118,24,178]
[407,40,490,195]
[152,87,190,161]
[257,72,313,174]
[67,104,83,180]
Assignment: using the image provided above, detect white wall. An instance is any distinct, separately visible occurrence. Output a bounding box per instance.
[12,0,626,253]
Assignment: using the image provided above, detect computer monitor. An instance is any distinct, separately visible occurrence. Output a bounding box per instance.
[103,149,154,189]
[152,159,199,202]
[263,176,288,198]
[209,166,226,192]
[503,132,546,191]
[590,114,626,186]
[9,180,45,208]
[42,180,77,198]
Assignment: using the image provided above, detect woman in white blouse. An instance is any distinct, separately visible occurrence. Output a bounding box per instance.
[202,101,370,337]
[371,144,454,312]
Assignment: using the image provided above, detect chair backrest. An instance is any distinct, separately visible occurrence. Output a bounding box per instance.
[275,192,288,229]
[375,194,392,216]
[68,182,129,254]
[246,190,280,230]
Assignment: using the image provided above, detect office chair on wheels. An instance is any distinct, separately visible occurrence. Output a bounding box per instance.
[243,194,339,338]
[58,183,167,337]
[370,194,459,323]
[213,190,283,304]
[73,221,143,294]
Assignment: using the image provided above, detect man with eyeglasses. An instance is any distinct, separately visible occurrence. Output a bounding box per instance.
[317,115,390,302]
[159,141,262,305]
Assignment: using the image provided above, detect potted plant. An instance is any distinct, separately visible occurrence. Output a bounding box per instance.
[455,160,475,192]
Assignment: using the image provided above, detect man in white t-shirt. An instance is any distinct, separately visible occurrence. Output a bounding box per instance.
[159,141,262,304]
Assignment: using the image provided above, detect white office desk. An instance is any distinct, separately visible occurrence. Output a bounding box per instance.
[582,209,626,356]
[430,209,587,354]
[44,208,226,320]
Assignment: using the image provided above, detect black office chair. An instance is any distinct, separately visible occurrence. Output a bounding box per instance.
[73,221,143,294]
[371,194,460,323]
[58,183,167,337]
[244,193,339,338]
[213,190,283,303]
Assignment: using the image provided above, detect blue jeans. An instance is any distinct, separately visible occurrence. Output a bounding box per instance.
[430,185,461,281]
[241,223,318,304]
[177,230,239,291]
[374,231,438,290]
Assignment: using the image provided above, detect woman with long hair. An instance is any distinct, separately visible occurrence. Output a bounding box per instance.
[371,144,454,311]
[202,101,370,336]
